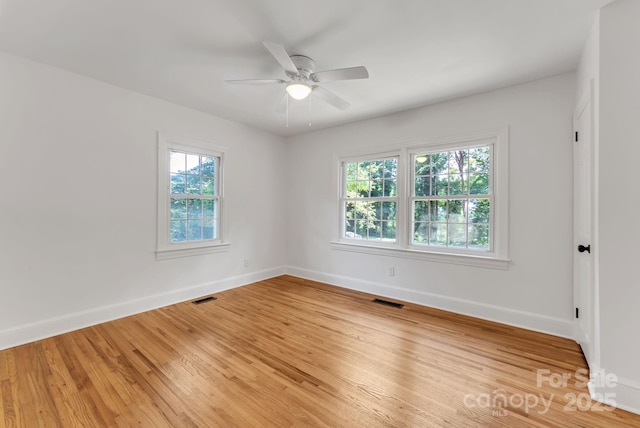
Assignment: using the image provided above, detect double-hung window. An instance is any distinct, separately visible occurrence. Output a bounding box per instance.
[335,128,508,269]
[411,144,491,251]
[342,156,398,242]
[156,133,228,259]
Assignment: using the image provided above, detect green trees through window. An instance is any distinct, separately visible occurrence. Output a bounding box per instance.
[413,147,491,250]
[169,151,219,243]
[344,158,398,241]
[341,144,493,252]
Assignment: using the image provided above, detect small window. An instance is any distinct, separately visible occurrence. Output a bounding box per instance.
[342,157,398,242]
[157,133,228,259]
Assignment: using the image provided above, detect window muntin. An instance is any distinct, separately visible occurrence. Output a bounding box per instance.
[169,150,219,243]
[412,145,492,251]
[343,157,398,242]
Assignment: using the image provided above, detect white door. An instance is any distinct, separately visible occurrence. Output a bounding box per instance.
[573,84,596,370]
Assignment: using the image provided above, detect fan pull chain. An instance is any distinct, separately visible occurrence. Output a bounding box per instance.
[286,94,289,128]
[308,96,312,127]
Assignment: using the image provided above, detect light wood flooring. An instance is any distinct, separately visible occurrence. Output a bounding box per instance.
[1,275,639,427]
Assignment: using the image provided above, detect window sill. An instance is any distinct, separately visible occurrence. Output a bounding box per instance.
[330,241,509,270]
[156,243,231,260]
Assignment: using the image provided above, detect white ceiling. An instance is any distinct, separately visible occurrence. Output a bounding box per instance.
[0,0,612,136]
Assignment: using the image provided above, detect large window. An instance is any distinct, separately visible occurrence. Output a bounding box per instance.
[412,145,491,250]
[336,129,508,268]
[157,133,228,259]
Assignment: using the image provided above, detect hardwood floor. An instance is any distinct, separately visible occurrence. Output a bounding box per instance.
[1,275,638,427]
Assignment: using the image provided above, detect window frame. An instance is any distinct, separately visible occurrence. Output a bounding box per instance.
[408,139,495,255]
[332,128,509,269]
[156,133,229,260]
[340,152,401,247]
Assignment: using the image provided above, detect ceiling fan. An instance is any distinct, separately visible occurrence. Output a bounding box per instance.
[225,41,369,111]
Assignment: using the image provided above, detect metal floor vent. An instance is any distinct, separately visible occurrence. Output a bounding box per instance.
[192,296,217,305]
[372,298,404,309]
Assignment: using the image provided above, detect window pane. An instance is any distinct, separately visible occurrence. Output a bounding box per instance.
[430,223,447,246]
[469,173,489,195]
[186,154,200,174]
[469,147,490,172]
[449,150,467,174]
[346,162,357,182]
[170,198,186,219]
[415,176,430,197]
[187,220,203,241]
[430,200,447,221]
[187,199,202,219]
[370,201,381,220]
[384,160,396,179]
[356,219,368,239]
[353,201,362,219]
[345,220,357,238]
[171,220,187,243]
[415,154,429,174]
[202,177,215,195]
[370,179,383,197]
[170,174,185,194]
[186,175,201,194]
[203,218,215,240]
[370,160,383,179]
[170,151,186,173]
[382,221,396,240]
[358,162,370,179]
[383,179,396,197]
[469,199,490,224]
[414,222,429,243]
[201,157,215,177]
[448,200,466,223]
[449,174,463,195]
[448,223,467,247]
[434,175,448,196]
[414,201,429,222]
[382,202,396,221]
[368,222,381,240]
[431,153,448,175]
[203,199,215,218]
[469,224,489,249]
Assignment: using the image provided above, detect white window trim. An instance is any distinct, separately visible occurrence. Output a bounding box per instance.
[332,127,510,269]
[156,132,230,260]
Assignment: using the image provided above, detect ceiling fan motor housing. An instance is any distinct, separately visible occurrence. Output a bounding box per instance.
[287,55,316,80]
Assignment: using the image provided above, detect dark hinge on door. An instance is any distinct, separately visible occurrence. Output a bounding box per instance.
[576,307,579,319]
[575,131,579,142]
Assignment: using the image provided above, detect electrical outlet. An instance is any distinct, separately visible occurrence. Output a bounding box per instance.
[243,258,250,268]
[388,266,395,277]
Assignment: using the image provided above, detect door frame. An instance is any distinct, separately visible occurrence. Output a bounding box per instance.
[573,79,599,375]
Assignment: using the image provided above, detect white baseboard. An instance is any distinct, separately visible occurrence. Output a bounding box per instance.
[285,266,574,339]
[0,266,286,351]
[590,375,640,415]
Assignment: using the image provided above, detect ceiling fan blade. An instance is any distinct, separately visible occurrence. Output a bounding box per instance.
[224,79,285,84]
[311,66,369,82]
[274,93,287,114]
[311,85,351,111]
[262,41,299,75]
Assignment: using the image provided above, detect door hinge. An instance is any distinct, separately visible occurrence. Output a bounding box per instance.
[575,131,579,142]
[576,307,579,319]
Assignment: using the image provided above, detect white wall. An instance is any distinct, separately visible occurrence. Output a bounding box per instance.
[597,0,640,413]
[0,52,287,349]
[285,73,576,337]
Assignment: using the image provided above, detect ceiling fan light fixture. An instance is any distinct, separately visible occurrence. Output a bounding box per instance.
[286,82,312,100]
